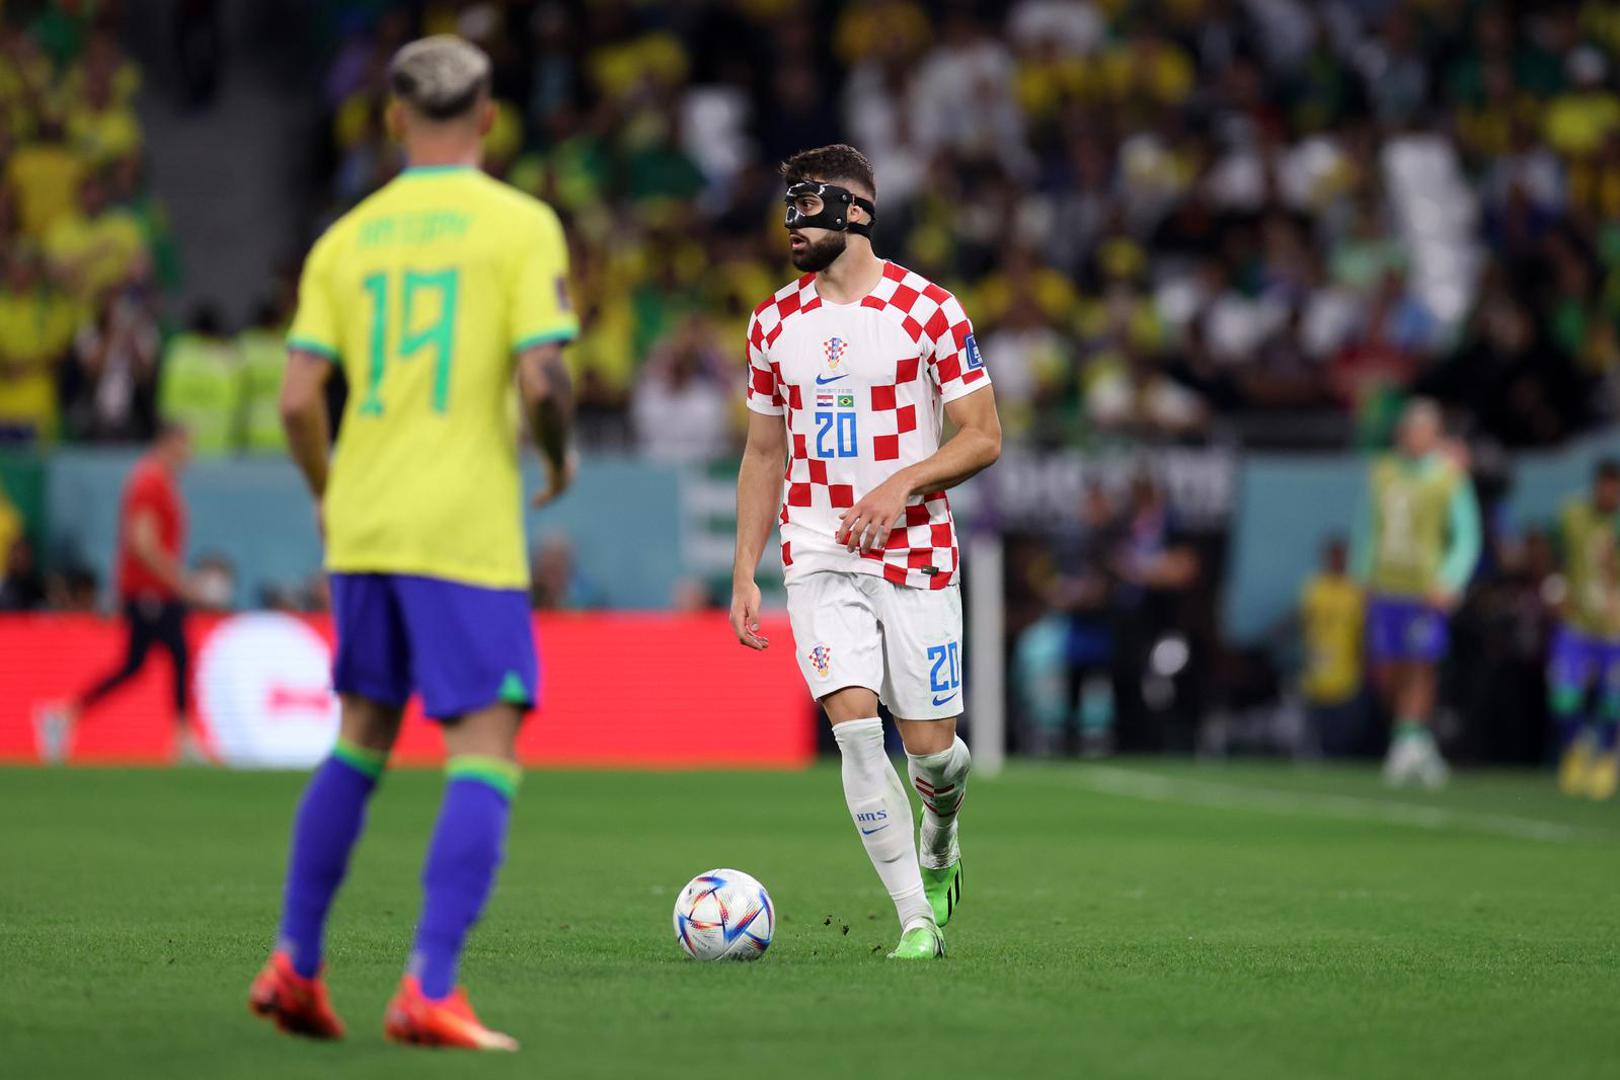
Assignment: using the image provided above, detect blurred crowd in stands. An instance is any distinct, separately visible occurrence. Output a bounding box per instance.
[295,0,1620,457]
[0,2,174,447]
[0,0,277,455]
[7,0,1620,457]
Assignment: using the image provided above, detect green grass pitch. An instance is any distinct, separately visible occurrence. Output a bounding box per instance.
[3,762,1619,1079]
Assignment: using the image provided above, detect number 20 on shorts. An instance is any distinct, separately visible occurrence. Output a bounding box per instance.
[928,642,962,694]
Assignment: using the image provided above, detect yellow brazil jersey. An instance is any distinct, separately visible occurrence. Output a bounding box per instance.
[66,102,143,166]
[1559,499,1620,639]
[0,485,20,568]
[7,143,86,237]
[287,166,577,589]
[44,209,145,301]
[1299,573,1364,706]
[0,286,80,438]
[1364,452,1478,598]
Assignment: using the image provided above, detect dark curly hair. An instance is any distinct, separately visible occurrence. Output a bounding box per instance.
[780,144,876,199]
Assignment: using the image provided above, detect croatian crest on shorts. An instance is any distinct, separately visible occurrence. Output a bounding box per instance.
[809,643,832,679]
[822,337,846,370]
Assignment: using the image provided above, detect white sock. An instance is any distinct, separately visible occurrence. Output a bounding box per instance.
[907,735,971,869]
[832,718,932,929]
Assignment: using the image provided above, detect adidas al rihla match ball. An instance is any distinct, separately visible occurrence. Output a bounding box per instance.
[673,868,774,961]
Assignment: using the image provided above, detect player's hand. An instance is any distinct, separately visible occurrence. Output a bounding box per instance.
[1428,587,1457,613]
[532,453,577,509]
[837,477,909,554]
[730,579,769,650]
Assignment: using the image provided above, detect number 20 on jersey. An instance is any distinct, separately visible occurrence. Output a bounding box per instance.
[814,411,858,458]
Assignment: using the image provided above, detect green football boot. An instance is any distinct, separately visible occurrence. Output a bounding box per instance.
[921,862,962,926]
[887,920,946,960]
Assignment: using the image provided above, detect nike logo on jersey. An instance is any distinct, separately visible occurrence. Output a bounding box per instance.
[859,824,889,836]
[815,373,849,384]
[932,692,958,707]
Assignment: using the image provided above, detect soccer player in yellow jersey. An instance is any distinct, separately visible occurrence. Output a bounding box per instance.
[248,36,577,1052]
[1548,459,1620,800]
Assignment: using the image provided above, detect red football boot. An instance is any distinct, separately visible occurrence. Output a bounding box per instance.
[383,976,518,1051]
[248,951,345,1040]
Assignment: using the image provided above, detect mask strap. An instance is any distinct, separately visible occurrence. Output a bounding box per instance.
[847,195,876,238]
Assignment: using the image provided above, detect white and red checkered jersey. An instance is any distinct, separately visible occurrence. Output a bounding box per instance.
[744,261,992,589]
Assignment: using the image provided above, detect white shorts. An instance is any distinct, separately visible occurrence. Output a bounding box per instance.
[785,571,964,720]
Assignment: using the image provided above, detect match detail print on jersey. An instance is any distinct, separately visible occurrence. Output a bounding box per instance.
[743,261,991,590]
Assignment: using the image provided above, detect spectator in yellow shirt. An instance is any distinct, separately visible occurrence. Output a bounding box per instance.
[6,117,86,237]
[0,475,33,609]
[65,63,144,167]
[59,29,143,110]
[43,170,147,303]
[0,25,53,141]
[835,0,931,66]
[1099,31,1196,110]
[1544,47,1620,159]
[1299,537,1371,756]
[0,246,80,443]
[0,479,20,569]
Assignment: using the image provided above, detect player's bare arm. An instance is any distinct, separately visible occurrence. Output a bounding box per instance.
[837,384,1002,553]
[517,341,575,508]
[731,409,788,650]
[280,348,334,500]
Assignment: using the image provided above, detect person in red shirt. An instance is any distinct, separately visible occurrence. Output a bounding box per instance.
[37,423,201,763]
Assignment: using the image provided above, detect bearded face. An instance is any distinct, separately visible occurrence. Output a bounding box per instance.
[789,228,847,272]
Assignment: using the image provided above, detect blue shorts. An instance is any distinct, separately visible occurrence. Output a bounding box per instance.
[1366,594,1448,663]
[1547,624,1620,698]
[330,572,538,720]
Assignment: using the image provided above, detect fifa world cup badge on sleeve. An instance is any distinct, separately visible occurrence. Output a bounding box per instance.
[809,643,832,679]
[965,333,984,371]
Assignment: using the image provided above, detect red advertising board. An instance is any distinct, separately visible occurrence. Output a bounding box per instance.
[0,612,815,767]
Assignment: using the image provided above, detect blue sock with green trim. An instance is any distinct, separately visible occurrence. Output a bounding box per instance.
[1550,685,1588,748]
[276,739,387,977]
[409,756,519,1000]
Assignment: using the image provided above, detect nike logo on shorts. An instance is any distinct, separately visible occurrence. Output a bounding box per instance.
[932,692,957,707]
[859,824,888,835]
[815,373,849,384]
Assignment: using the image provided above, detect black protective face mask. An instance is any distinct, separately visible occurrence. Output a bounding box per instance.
[783,180,876,238]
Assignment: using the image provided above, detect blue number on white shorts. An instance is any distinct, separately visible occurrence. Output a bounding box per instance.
[814,411,859,458]
[927,642,962,693]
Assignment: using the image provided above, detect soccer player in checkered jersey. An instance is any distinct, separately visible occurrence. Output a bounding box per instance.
[731,145,1001,959]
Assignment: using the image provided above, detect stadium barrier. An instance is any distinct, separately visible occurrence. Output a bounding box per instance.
[1223,429,1620,642]
[0,611,814,768]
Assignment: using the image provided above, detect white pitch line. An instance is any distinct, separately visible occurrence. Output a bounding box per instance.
[1030,766,1606,845]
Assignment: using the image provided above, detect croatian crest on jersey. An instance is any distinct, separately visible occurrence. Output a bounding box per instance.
[808,643,832,678]
[823,337,847,370]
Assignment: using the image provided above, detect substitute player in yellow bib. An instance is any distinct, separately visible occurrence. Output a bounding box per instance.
[1353,400,1481,788]
[1548,460,1620,799]
[249,36,576,1052]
